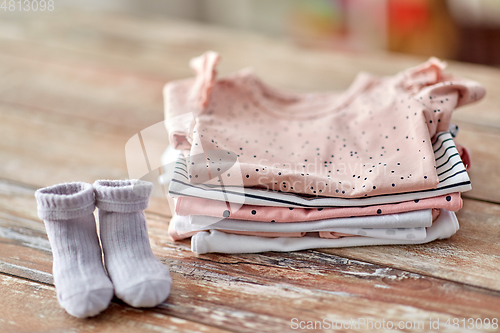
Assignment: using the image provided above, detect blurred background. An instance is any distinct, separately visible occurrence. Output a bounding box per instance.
[58,0,500,66]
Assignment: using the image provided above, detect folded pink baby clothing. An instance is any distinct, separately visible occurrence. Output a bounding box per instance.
[164,51,484,198]
[161,52,481,254]
[175,192,460,222]
[166,131,470,207]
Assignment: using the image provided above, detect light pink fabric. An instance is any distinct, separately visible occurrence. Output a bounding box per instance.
[168,221,198,241]
[175,192,461,222]
[164,52,484,198]
[431,208,441,221]
[318,231,357,239]
[456,143,471,170]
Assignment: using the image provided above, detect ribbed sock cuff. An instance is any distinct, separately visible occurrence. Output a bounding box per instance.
[35,182,95,221]
[93,180,153,213]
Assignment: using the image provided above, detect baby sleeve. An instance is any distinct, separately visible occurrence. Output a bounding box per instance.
[398,57,485,137]
[163,51,221,149]
[189,50,220,109]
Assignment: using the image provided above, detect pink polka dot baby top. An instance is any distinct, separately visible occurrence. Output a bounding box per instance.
[164,51,485,198]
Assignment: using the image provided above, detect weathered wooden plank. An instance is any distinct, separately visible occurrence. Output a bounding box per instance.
[3,224,500,333]
[134,250,500,333]
[322,198,500,290]
[0,102,130,186]
[0,274,229,333]
[0,9,500,330]
[2,156,500,294]
[1,181,500,333]
[1,9,500,332]
[0,52,164,137]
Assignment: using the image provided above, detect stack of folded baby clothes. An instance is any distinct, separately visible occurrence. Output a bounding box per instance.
[159,51,484,254]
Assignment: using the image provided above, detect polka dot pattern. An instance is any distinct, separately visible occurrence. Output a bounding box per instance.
[177,193,462,223]
[165,52,485,198]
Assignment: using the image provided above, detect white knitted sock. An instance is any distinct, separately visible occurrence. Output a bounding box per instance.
[93,180,172,308]
[35,182,114,318]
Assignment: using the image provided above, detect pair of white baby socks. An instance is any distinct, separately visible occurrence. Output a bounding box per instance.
[35,180,171,318]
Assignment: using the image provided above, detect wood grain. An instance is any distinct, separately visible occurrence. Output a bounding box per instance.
[1,8,500,332]
[322,198,500,290]
[1,180,500,333]
[3,179,500,294]
[3,219,500,333]
[0,274,229,333]
[0,52,164,136]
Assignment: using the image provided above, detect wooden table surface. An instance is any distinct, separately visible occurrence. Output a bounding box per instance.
[1,9,500,333]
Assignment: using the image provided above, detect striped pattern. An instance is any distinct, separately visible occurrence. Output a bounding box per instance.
[167,132,470,208]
